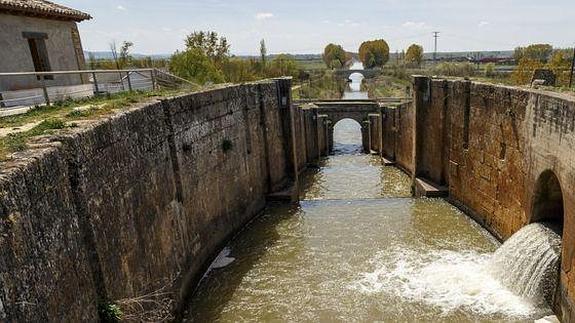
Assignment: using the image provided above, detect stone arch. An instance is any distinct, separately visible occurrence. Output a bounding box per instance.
[328,115,370,154]
[330,114,367,126]
[348,72,365,81]
[530,169,565,230]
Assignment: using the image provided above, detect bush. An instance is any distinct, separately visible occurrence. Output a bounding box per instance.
[484,63,496,77]
[169,48,225,84]
[99,303,123,323]
[430,62,476,77]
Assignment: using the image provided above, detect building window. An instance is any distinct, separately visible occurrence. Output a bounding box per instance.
[23,32,53,80]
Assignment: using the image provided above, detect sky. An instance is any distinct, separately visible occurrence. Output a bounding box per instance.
[59,0,575,56]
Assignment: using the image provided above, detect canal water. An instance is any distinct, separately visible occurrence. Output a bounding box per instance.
[185,63,553,322]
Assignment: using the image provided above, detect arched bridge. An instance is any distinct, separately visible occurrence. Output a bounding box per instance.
[334,69,383,80]
[297,99,384,155]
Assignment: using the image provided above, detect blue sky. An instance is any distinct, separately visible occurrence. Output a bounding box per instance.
[59,0,574,55]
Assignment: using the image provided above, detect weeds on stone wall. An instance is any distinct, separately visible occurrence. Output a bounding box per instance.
[98,302,123,322]
[114,282,175,322]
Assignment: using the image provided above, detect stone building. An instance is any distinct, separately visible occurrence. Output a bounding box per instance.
[0,0,91,92]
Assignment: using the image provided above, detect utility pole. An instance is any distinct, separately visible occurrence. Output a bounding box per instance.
[433,31,440,62]
[570,46,575,88]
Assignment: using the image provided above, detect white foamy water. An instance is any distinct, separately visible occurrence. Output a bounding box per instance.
[351,247,550,319]
[490,223,562,304]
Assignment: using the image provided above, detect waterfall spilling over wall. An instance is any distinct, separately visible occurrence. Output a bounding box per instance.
[380,76,575,320]
[490,223,562,305]
[0,78,298,322]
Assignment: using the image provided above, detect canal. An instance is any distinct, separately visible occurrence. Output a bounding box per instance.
[184,63,553,322]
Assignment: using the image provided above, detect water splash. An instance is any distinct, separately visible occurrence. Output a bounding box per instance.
[352,223,561,319]
[351,248,546,318]
[489,222,562,305]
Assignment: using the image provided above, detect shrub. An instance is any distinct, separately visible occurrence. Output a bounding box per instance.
[99,303,123,323]
[430,62,476,77]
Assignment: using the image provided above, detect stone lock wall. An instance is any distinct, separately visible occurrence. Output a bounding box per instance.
[396,76,575,320]
[0,79,296,321]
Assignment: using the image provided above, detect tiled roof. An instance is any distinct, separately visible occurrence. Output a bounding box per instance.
[0,0,91,21]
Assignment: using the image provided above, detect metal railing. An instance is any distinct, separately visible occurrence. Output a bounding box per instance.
[0,68,196,110]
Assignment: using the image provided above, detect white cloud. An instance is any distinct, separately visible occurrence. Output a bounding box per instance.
[478,21,490,28]
[161,27,172,32]
[402,21,428,29]
[116,5,126,10]
[255,12,274,20]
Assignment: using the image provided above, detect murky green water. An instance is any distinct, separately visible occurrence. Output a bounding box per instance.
[186,120,547,322]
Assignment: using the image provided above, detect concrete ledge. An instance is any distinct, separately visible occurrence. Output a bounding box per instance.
[414,177,448,198]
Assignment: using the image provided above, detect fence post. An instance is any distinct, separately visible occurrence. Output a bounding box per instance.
[40,75,50,106]
[151,69,157,91]
[92,72,100,96]
[126,71,133,91]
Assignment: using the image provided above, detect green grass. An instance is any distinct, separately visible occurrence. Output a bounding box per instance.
[297,59,328,71]
[364,75,412,98]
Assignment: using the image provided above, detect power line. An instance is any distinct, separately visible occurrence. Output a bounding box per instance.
[433,32,440,62]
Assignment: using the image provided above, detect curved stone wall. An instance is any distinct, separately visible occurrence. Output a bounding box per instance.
[0,79,295,321]
[399,77,575,320]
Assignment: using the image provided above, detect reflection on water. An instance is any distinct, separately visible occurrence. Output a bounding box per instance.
[342,60,369,100]
[186,108,549,322]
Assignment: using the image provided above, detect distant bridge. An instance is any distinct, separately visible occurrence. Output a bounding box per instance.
[334,69,383,80]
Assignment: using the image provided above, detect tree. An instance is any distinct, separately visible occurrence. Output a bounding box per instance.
[169,48,225,84]
[405,44,424,67]
[546,51,572,86]
[222,58,258,83]
[110,41,120,69]
[358,39,390,68]
[267,54,299,78]
[511,58,544,85]
[260,39,267,70]
[514,44,553,63]
[184,31,230,66]
[119,41,133,69]
[323,44,347,69]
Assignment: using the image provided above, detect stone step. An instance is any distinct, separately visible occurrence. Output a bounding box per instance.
[414,177,448,198]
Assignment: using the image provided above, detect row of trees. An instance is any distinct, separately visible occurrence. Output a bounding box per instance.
[322,40,424,69]
[87,41,170,70]
[169,31,300,84]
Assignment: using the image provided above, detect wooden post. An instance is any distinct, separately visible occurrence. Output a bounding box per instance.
[92,72,100,95]
[40,75,50,106]
[151,69,157,91]
[126,71,133,91]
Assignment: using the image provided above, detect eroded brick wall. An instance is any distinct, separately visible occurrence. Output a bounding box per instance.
[0,79,294,321]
